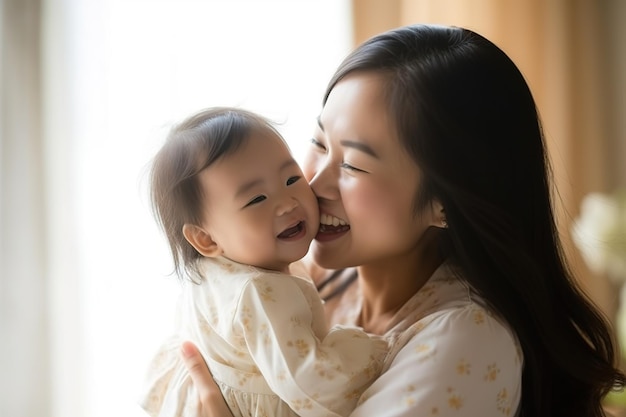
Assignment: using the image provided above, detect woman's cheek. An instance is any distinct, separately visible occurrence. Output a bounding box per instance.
[346,176,415,226]
[341,177,387,215]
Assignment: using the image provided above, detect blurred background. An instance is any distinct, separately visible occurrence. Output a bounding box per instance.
[1,1,625,416]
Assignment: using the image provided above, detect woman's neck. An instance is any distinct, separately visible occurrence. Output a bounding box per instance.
[356,229,445,334]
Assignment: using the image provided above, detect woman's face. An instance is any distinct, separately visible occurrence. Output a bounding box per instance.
[302,72,440,270]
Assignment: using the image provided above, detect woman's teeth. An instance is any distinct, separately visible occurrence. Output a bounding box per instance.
[320,213,347,226]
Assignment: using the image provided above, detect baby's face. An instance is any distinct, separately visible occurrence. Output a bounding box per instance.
[196,130,319,273]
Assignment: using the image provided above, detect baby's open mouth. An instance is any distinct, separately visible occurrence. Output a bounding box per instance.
[277,221,304,239]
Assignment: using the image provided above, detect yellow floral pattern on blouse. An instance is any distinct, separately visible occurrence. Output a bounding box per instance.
[140,257,388,417]
[311,261,523,417]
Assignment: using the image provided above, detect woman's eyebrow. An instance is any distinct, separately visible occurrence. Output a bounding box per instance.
[317,116,379,159]
[340,140,379,158]
[316,116,324,132]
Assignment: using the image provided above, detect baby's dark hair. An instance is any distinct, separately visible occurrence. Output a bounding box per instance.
[150,107,282,281]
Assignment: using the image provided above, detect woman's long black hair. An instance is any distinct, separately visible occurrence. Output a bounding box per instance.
[325,24,625,416]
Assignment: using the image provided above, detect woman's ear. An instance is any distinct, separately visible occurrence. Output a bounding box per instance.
[430,199,448,229]
[182,224,223,257]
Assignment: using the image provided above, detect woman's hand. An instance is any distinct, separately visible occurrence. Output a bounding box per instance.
[180,341,234,417]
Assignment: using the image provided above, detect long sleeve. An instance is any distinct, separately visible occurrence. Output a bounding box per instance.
[233,274,388,417]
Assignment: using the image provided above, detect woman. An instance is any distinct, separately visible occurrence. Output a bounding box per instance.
[180,24,625,417]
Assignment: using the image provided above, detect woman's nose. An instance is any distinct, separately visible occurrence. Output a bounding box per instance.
[305,158,337,200]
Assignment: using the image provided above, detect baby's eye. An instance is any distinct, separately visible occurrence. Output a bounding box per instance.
[244,195,267,207]
[310,138,326,151]
[286,176,300,186]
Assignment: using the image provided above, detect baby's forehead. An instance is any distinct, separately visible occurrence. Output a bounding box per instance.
[247,120,283,138]
[245,124,290,148]
[201,126,296,183]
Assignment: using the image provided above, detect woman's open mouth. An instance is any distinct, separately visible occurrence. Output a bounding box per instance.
[318,224,350,233]
[316,213,350,241]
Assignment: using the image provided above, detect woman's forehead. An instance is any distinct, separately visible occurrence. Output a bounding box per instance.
[320,73,398,146]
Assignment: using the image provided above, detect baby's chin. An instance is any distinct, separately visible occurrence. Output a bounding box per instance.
[288,241,314,264]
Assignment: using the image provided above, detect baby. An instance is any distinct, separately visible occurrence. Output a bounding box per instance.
[140,107,387,417]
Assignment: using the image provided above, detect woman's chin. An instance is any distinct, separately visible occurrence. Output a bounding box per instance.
[310,240,349,270]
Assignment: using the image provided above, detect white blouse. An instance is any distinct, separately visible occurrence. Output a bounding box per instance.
[140,256,388,417]
[311,262,523,417]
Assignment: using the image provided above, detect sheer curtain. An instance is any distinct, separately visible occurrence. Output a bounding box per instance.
[1,1,353,416]
[1,1,53,416]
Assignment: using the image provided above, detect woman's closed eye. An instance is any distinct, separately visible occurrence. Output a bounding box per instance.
[244,195,267,207]
[310,138,327,151]
[340,162,368,173]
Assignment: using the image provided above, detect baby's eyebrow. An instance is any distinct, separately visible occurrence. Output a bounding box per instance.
[236,159,297,198]
[235,178,263,199]
[280,158,298,172]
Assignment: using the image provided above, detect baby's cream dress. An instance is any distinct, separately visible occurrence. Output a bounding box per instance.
[140,256,388,417]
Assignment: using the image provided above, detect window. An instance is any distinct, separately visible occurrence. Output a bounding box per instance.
[59,1,352,415]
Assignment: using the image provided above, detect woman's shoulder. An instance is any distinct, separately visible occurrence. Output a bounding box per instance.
[415,299,520,354]
[389,262,522,366]
[360,282,523,416]
[359,303,523,417]
[416,263,519,349]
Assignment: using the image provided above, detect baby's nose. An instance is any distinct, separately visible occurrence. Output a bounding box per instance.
[276,197,298,216]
